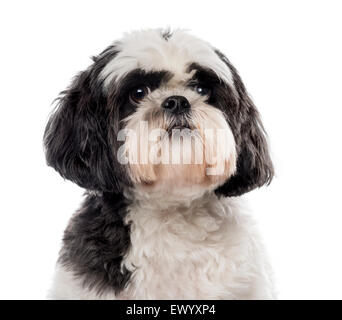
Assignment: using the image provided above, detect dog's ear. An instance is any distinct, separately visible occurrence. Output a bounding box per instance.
[44,48,129,192]
[214,51,274,197]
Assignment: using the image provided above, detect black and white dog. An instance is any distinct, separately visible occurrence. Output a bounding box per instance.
[44,29,275,299]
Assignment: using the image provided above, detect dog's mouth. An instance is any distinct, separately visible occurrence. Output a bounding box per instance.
[166,123,193,135]
[167,115,193,133]
[169,124,191,130]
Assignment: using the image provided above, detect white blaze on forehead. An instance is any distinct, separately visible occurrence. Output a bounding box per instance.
[100,29,233,87]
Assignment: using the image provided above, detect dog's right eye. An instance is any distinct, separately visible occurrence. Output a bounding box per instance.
[130,86,149,103]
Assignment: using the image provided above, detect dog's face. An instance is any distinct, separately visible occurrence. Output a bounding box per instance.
[44,29,273,197]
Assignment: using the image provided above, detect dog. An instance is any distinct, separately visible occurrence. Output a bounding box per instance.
[44,29,275,299]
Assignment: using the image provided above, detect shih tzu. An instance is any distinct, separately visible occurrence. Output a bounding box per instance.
[44,29,275,299]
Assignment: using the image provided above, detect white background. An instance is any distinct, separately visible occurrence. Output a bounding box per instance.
[0,0,341,299]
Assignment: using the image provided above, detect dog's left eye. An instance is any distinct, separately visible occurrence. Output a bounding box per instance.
[130,86,149,103]
[194,85,211,96]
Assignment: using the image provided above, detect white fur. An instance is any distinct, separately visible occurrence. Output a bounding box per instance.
[49,194,275,300]
[100,29,234,88]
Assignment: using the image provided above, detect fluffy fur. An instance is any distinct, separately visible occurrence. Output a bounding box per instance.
[44,29,274,300]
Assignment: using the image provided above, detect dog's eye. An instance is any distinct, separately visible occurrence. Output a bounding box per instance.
[194,85,211,96]
[130,86,149,103]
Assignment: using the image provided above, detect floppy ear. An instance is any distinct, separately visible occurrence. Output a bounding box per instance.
[44,49,129,192]
[214,51,274,197]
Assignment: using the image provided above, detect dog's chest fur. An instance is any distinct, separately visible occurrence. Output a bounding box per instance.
[118,194,273,299]
[50,194,274,299]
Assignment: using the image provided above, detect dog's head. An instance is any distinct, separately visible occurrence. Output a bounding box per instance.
[44,29,273,198]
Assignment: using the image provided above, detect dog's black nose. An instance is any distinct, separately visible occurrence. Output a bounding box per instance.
[161,96,190,114]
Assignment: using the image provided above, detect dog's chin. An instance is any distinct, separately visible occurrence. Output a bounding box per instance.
[126,131,237,200]
[132,153,236,201]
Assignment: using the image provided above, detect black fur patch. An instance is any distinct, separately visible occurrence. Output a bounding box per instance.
[187,63,221,86]
[109,69,173,122]
[43,45,130,193]
[214,50,274,196]
[59,192,132,295]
